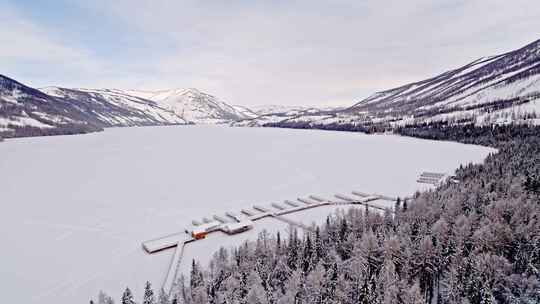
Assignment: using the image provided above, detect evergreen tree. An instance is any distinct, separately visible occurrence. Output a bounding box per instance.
[122,287,136,304]
[246,272,269,304]
[286,228,299,270]
[321,262,339,302]
[142,281,155,304]
[190,260,203,290]
[276,231,281,254]
[301,234,313,273]
[395,197,401,213]
[314,226,324,265]
[269,258,290,295]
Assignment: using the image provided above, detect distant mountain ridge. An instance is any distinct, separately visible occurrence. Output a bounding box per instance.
[119,88,248,124]
[40,87,187,127]
[0,75,250,138]
[250,38,540,129]
[3,38,540,138]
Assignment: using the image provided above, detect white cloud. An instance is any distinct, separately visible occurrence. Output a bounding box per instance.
[3,0,540,106]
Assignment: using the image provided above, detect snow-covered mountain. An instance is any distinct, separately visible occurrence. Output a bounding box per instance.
[0,75,102,138]
[232,105,258,118]
[0,75,246,138]
[120,88,249,124]
[348,38,540,121]
[249,105,315,115]
[253,38,540,129]
[233,105,342,127]
[40,87,187,127]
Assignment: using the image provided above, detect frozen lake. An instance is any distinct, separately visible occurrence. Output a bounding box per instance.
[0,125,495,304]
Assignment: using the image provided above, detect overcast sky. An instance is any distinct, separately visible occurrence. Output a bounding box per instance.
[2,1,540,107]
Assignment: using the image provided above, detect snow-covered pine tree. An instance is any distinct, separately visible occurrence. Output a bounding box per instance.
[142,281,155,304]
[286,227,299,270]
[122,287,136,304]
[246,271,268,304]
[189,260,203,291]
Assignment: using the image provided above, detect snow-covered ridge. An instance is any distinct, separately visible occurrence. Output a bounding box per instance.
[232,105,258,118]
[0,75,100,137]
[233,104,343,127]
[117,88,250,124]
[1,74,252,138]
[39,87,187,127]
[350,38,540,115]
[245,38,540,128]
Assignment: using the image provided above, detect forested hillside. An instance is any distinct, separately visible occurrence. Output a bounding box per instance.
[98,124,540,304]
[0,75,103,138]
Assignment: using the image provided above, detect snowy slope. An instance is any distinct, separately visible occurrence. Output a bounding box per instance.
[0,75,101,138]
[250,105,315,115]
[253,38,540,129]
[232,105,258,118]
[40,87,187,127]
[233,105,340,127]
[350,38,540,115]
[1,73,248,138]
[122,88,249,124]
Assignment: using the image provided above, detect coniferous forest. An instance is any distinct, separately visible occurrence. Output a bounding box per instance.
[97,124,540,304]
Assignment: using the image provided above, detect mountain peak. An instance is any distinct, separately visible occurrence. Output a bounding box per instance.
[182,87,202,94]
[108,87,249,124]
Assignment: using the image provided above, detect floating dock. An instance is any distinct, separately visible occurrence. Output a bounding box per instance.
[352,191,369,197]
[213,215,229,223]
[253,205,271,213]
[297,197,316,205]
[241,208,257,216]
[309,195,327,202]
[417,171,447,186]
[225,211,243,222]
[284,200,300,207]
[271,202,286,210]
[334,194,356,202]
[142,232,191,254]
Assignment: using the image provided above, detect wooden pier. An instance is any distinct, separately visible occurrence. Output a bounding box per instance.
[417,171,447,186]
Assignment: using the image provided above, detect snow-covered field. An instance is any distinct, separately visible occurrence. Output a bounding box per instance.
[0,125,495,304]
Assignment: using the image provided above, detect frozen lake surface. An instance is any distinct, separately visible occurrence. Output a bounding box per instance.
[0,125,495,303]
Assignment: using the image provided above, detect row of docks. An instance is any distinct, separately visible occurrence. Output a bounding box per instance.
[142,191,395,254]
[142,190,399,295]
[416,171,447,186]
